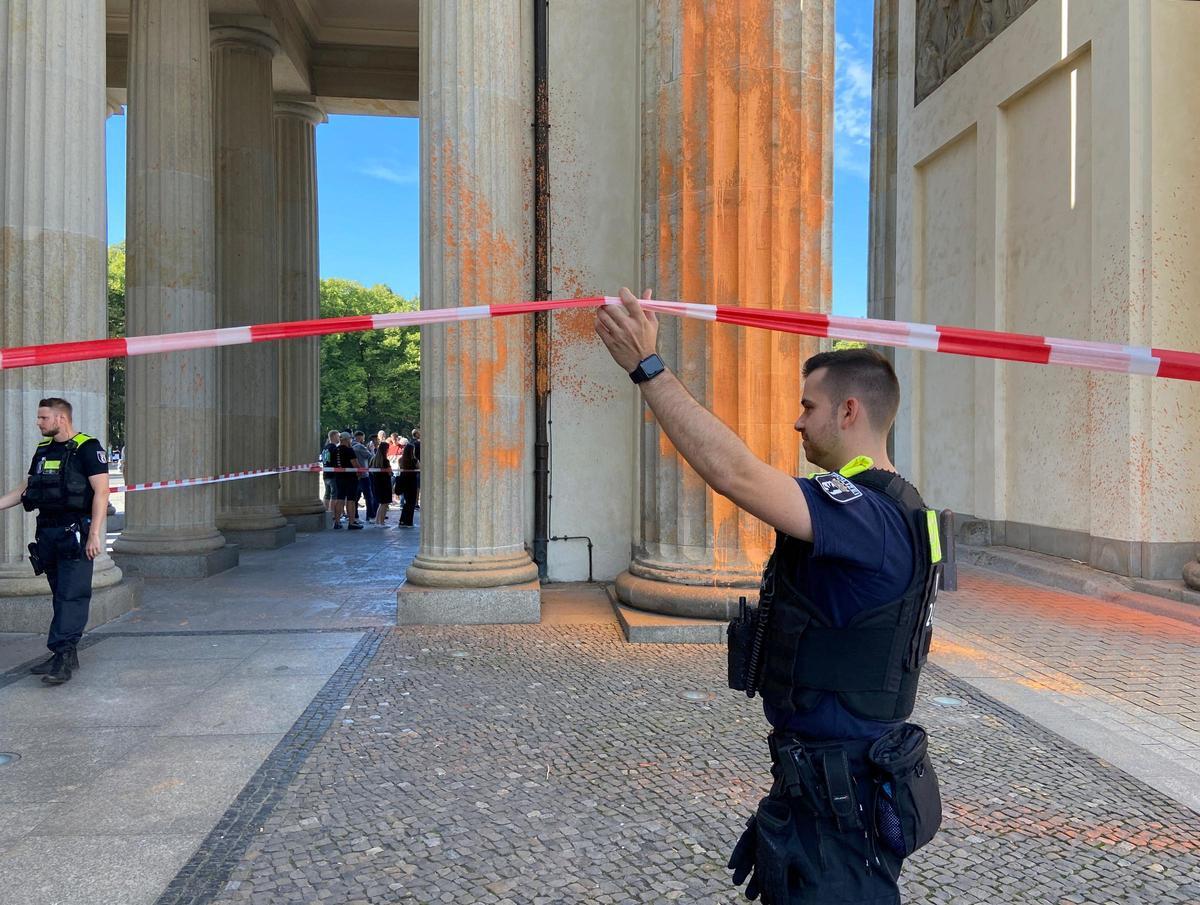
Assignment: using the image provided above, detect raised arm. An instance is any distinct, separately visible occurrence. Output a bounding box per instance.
[596,288,813,541]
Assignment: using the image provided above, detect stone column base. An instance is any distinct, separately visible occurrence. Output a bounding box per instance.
[220,525,297,550]
[1184,559,1200,592]
[615,570,755,621]
[397,580,541,625]
[285,511,328,532]
[112,545,240,579]
[0,578,142,634]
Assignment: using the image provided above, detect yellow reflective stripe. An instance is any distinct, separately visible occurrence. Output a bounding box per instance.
[42,461,62,471]
[925,509,942,563]
[36,437,52,447]
[839,456,875,478]
[806,456,876,480]
[71,432,94,446]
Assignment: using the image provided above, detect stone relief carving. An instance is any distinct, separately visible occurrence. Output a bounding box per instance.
[915,0,1039,104]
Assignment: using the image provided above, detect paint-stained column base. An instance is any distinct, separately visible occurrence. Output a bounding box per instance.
[397,580,540,625]
[616,569,756,621]
[1185,560,1200,592]
[405,552,539,590]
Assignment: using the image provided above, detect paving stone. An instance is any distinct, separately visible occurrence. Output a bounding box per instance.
[145,621,1200,905]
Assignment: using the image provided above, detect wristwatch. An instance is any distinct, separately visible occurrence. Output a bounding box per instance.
[629,353,667,384]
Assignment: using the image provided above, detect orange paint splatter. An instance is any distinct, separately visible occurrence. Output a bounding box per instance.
[429,137,530,489]
[646,1,831,577]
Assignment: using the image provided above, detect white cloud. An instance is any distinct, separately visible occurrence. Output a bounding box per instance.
[359,162,419,186]
[834,31,873,181]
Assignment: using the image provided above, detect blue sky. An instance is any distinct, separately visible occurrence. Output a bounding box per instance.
[105,8,872,316]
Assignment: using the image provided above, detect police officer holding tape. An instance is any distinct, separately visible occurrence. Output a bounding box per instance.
[596,290,943,904]
[0,398,110,686]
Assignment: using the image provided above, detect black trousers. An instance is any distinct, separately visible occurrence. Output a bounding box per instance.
[396,472,419,526]
[37,517,94,652]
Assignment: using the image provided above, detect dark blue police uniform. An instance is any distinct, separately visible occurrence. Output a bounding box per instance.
[25,433,108,659]
[728,457,944,905]
[763,470,916,741]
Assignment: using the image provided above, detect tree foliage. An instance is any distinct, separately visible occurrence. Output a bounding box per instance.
[320,278,421,438]
[107,244,126,447]
[831,339,867,352]
[105,255,421,449]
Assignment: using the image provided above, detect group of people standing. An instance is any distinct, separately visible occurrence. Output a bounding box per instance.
[321,428,420,530]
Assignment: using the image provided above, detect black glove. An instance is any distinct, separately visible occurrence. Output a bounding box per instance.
[728,812,764,901]
[730,796,820,903]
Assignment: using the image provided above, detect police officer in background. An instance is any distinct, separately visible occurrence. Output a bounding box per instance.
[596,290,943,904]
[0,398,111,686]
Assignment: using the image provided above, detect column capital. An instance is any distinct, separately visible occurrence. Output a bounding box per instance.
[274,97,327,125]
[210,25,280,57]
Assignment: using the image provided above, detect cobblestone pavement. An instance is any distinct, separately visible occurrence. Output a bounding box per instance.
[180,621,1200,905]
[931,567,1200,802]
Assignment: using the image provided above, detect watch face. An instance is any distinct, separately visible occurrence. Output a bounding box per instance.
[632,354,666,383]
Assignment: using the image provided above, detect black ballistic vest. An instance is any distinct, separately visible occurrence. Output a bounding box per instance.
[22,433,96,514]
[758,468,943,724]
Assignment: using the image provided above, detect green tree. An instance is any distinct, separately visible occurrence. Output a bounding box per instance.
[107,244,126,447]
[319,278,421,438]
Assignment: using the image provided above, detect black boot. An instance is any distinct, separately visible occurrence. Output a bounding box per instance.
[29,653,58,675]
[41,650,72,685]
[65,645,79,673]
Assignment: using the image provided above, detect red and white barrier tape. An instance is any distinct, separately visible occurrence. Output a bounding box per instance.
[111,464,420,494]
[111,463,318,494]
[3,295,1197,382]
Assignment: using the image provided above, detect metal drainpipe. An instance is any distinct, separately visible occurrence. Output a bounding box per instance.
[532,0,551,580]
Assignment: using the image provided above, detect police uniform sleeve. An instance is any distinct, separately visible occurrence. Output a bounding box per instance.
[78,439,110,478]
[796,476,893,571]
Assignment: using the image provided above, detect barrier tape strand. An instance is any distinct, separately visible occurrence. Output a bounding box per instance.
[110,464,418,494]
[2,296,1196,382]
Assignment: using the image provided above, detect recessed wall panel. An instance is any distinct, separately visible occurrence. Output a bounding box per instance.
[916,130,976,514]
[1004,56,1093,534]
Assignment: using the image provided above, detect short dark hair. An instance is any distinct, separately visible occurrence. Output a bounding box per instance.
[802,349,899,433]
[38,397,73,418]
[354,431,365,440]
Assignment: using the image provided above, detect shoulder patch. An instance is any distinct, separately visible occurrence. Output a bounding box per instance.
[97,450,108,465]
[814,472,863,504]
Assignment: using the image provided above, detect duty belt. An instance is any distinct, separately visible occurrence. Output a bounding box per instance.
[36,512,90,528]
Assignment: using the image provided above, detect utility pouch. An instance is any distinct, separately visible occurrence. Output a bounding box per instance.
[27,542,44,576]
[726,596,759,692]
[868,723,942,858]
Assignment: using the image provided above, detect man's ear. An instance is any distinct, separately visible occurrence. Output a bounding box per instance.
[842,397,861,427]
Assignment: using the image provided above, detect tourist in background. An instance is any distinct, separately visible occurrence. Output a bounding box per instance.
[369,441,392,526]
[396,439,420,529]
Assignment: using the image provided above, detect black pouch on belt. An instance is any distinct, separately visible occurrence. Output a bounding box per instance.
[27,542,44,576]
[868,722,942,857]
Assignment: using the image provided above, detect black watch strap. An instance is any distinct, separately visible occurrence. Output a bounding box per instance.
[629,353,666,384]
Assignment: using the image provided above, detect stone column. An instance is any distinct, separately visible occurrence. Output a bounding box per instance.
[275,98,327,531]
[211,26,295,549]
[112,0,238,578]
[868,0,899,326]
[399,0,539,624]
[617,0,834,619]
[0,0,131,629]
